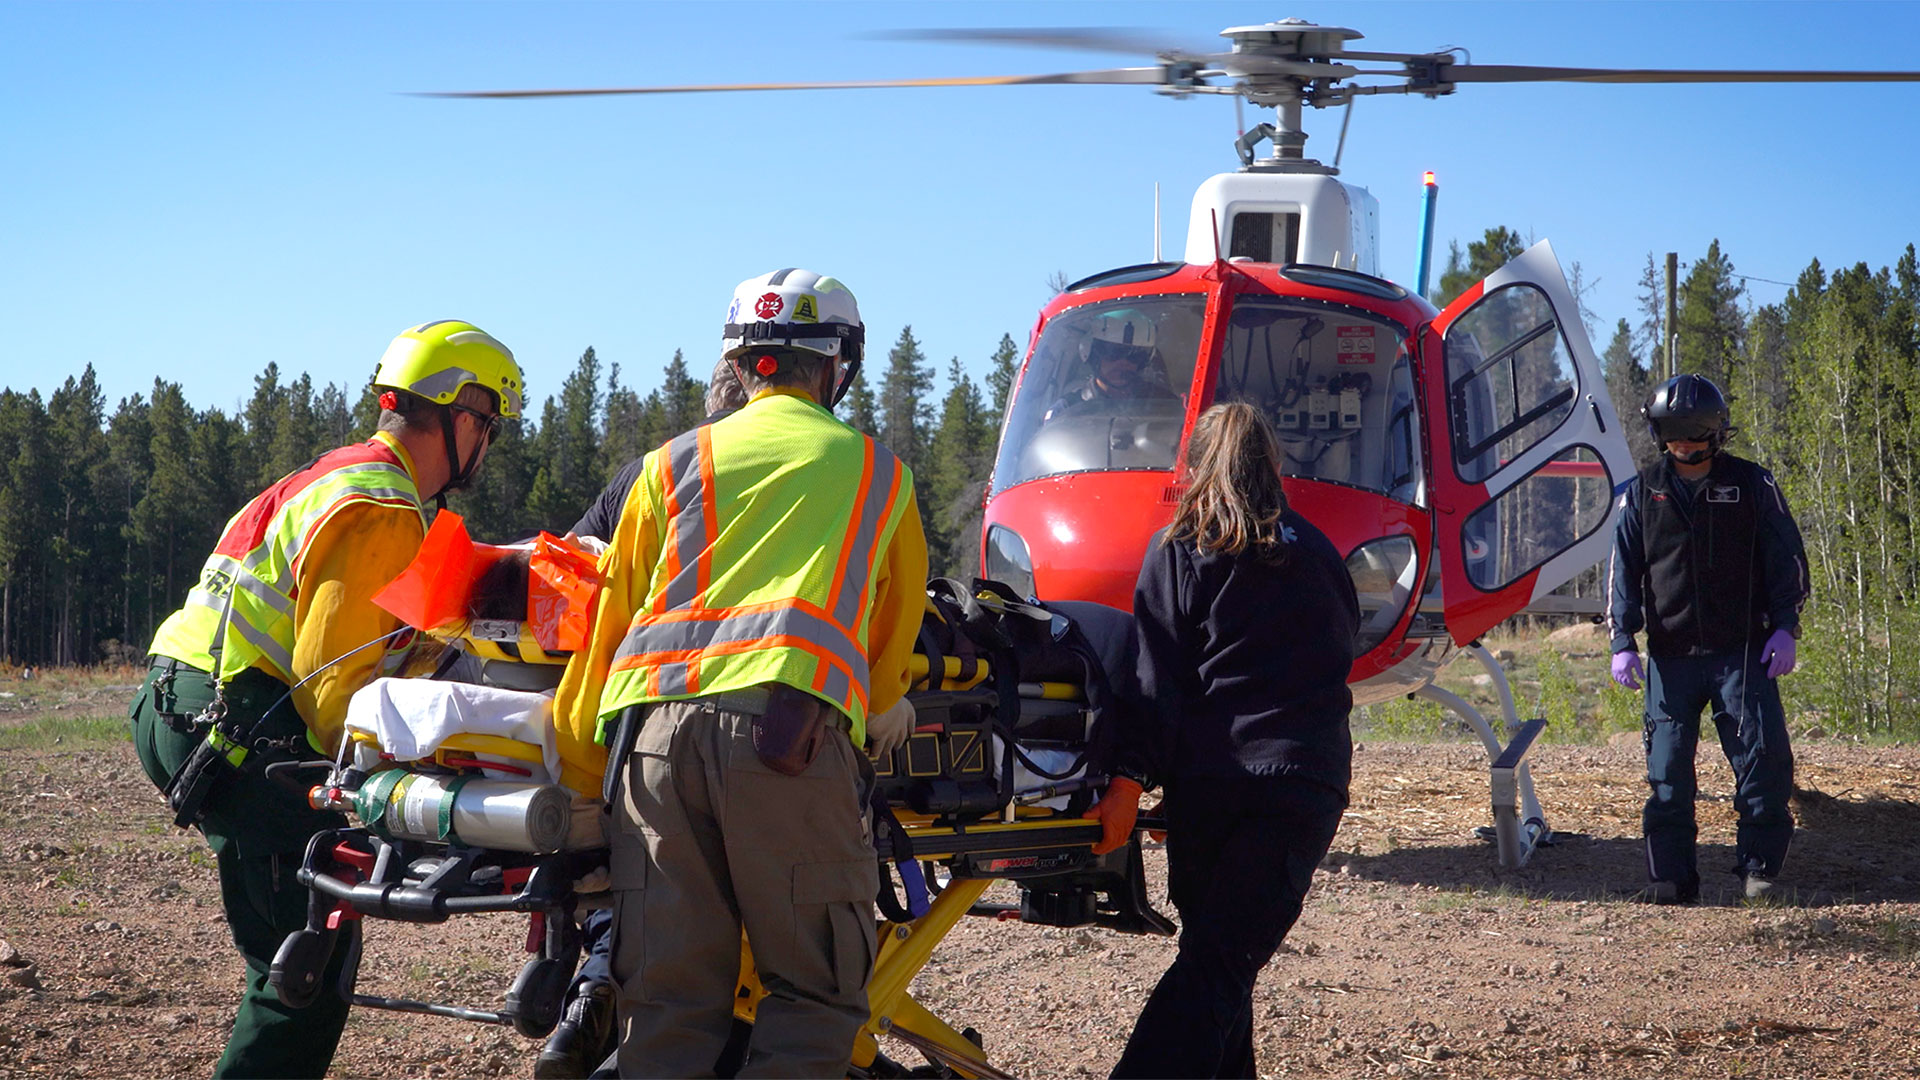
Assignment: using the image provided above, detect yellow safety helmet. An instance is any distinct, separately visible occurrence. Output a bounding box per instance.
[375,320,525,419]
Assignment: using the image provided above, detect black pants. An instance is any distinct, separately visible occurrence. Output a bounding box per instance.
[1643,647,1795,894]
[1113,778,1345,1079]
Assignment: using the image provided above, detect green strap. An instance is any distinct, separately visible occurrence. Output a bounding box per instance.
[438,775,471,845]
[354,768,409,838]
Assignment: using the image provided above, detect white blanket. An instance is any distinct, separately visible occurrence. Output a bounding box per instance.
[345,678,560,784]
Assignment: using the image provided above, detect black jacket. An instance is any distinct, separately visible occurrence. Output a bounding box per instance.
[1606,452,1808,658]
[1131,511,1360,798]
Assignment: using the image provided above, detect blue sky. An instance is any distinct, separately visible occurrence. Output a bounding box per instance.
[6,0,1920,415]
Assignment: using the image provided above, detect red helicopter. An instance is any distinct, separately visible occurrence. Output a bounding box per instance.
[433,18,1920,865]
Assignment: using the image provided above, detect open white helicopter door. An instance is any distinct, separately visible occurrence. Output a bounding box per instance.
[1424,239,1635,647]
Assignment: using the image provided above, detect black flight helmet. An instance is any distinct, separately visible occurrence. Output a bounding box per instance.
[1643,373,1733,464]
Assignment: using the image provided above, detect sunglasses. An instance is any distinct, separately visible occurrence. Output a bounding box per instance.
[448,402,505,439]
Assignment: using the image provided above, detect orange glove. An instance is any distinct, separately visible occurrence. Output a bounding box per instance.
[1084,777,1144,855]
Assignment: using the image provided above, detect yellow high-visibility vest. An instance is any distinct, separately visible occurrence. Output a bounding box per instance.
[598,393,913,748]
[149,435,425,685]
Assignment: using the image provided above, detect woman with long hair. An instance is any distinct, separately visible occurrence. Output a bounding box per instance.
[1086,401,1360,1078]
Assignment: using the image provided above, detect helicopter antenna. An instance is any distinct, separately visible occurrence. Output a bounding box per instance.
[1153,183,1162,262]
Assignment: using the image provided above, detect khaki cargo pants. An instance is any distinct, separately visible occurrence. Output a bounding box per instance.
[610,697,878,1079]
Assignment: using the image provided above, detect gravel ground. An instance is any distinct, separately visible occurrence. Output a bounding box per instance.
[1,683,1916,1078]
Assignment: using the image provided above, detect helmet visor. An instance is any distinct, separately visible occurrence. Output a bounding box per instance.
[1650,415,1723,443]
[1089,339,1154,370]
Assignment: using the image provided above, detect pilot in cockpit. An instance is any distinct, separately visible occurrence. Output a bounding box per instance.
[1043,308,1181,422]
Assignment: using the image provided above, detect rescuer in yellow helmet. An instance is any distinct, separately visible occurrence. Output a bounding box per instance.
[128,319,523,1079]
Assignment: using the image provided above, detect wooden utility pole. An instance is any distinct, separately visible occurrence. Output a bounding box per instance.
[1665,252,1679,379]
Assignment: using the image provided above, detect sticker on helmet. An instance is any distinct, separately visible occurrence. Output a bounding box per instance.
[755,292,785,319]
[727,299,740,323]
[792,294,819,323]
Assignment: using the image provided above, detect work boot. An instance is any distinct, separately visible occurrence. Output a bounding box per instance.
[535,982,615,1080]
[1635,880,1696,905]
[1743,873,1776,902]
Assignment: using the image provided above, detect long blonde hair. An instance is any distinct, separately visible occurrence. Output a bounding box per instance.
[1166,402,1291,562]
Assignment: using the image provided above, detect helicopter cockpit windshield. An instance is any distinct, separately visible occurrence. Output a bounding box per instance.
[1214,298,1420,504]
[992,295,1205,492]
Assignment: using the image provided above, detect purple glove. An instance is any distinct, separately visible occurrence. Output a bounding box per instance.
[1763,629,1798,679]
[1611,650,1644,691]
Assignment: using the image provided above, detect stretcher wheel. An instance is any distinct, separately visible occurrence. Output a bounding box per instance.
[506,955,572,1038]
[269,928,336,1009]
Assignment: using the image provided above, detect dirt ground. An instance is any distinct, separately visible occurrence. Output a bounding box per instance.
[1,676,1917,1079]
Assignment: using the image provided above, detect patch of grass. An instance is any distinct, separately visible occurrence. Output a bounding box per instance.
[1874,915,1920,960]
[1412,882,1532,914]
[0,713,128,750]
[1353,695,1451,741]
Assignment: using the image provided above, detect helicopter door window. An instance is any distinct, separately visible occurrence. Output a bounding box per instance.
[1459,445,1613,591]
[991,294,1205,493]
[1443,283,1578,484]
[1212,297,1412,499]
[1227,211,1301,264]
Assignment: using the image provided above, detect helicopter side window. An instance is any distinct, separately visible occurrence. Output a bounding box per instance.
[1212,298,1414,500]
[1443,284,1577,484]
[991,295,1205,493]
[1460,445,1613,591]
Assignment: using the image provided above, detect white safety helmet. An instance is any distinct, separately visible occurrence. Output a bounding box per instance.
[722,268,865,406]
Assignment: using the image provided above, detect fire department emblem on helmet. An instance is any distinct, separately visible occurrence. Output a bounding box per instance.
[755,292,784,319]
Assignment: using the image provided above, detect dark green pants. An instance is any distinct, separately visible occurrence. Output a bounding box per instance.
[129,662,354,1080]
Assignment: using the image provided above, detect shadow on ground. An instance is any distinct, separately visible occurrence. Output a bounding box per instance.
[1337,786,1920,907]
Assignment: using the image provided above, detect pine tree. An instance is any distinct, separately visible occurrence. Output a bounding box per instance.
[840,367,877,436]
[602,362,646,481]
[243,362,286,489]
[46,367,108,663]
[134,381,203,612]
[265,371,321,482]
[877,326,934,472]
[985,333,1020,421]
[659,350,705,438]
[104,393,154,650]
[1637,253,1670,378]
[522,348,603,530]
[1600,319,1656,469]
[1435,228,1525,307]
[924,357,993,577]
[1674,239,1745,388]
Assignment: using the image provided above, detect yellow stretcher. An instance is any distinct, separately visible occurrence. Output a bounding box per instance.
[270,592,1169,1078]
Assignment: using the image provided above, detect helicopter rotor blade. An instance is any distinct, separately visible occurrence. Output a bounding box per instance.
[416,68,1171,99]
[874,26,1212,61]
[1440,64,1920,85]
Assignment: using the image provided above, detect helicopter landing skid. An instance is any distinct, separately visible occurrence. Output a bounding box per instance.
[1414,643,1550,869]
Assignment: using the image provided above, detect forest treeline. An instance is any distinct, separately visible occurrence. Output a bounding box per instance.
[0,326,1018,670]
[7,235,1920,735]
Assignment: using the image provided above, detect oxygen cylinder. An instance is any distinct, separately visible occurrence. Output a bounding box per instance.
[353,771,573,853]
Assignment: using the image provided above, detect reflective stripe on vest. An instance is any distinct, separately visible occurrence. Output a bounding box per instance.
[149,439,424,684]
[602,397,908,735]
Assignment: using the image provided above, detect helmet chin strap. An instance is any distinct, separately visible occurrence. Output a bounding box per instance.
[433,404,488,506]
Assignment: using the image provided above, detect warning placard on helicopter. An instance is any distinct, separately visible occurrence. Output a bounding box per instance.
[1336,325,1378,365]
